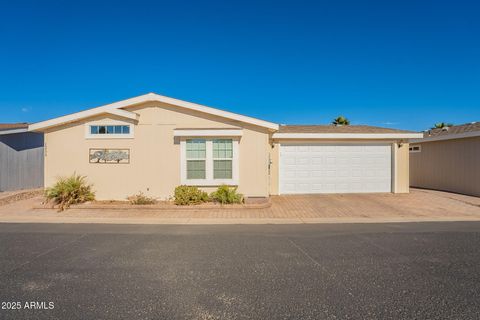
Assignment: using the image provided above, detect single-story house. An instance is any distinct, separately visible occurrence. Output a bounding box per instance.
[410,122,480,197]
[28,93,422,200]
[0,123,44,191]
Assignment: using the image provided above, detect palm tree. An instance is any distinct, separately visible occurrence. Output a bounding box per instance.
[332,116,350,126]
[432,122,453,129]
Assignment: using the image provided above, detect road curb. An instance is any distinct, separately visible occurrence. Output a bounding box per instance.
[1,216,480,225]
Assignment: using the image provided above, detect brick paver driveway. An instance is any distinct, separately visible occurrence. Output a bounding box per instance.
[267,188,480,220]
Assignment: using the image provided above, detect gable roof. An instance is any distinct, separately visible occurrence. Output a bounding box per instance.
[412,122,480,143]
[273,124,422,139]
[28,93,279,131]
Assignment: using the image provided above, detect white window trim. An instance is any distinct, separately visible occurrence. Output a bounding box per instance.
[180,138,239,186]
[173,129,243,137]
[84,120,134,139]
[409,145,422,153]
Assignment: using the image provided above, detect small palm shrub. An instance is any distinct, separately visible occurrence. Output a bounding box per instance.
[210,185,243,204]
[128,192,156,205]
[45,174,95,211]
[174,185,209,205]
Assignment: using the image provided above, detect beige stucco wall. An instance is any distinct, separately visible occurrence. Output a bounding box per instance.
[410,137,480,197]
[395,143,410,193]
[44,102,271,200]
[268,140,410,195]
[268,142,280,195]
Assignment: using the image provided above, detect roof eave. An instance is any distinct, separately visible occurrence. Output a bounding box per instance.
[411,130,480,143]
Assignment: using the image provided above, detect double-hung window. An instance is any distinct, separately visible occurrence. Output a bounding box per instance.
[213,139,233,179]
[181,138,238,185]
[186,140,206,179]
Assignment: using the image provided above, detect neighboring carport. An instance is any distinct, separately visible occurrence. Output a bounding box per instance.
[0,123,44,191]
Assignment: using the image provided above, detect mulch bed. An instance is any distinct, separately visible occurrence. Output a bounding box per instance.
[34,198,271,211]
[71,199,271,210]
[0,189,44,206]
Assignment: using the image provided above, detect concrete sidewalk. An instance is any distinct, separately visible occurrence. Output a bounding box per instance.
[0,189,480,224]
[2,213,480,225]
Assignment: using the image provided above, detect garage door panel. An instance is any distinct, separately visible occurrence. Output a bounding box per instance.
[283,158,296,165]
[296,158,309,165]
[280,144,392,194]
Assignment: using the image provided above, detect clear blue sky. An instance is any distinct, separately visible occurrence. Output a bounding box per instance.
[1,0,479,131]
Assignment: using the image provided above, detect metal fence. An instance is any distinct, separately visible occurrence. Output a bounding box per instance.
[0,132,44,191]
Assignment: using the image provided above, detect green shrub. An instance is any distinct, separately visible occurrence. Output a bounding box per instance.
[174,185,209,205]
[210,185,243,204]
[45,174,95,211]
[128,192,156,205]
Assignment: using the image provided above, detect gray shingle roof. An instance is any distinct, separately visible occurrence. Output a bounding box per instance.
[279,125,415,134]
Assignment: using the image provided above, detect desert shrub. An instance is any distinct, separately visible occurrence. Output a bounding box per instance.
[210,185,243,204]
[174,185,209,205]
[128,192,156,205]
[45,174,95,211]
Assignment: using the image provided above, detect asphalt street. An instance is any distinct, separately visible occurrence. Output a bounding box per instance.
[1,222,479,319]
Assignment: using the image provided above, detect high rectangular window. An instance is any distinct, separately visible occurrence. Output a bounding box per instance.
[89,125,131,135]
[409,145,421,153]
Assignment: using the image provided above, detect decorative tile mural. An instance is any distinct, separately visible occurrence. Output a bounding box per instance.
[89,149,130,164]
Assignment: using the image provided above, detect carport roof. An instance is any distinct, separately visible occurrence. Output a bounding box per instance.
[0,123,29,130]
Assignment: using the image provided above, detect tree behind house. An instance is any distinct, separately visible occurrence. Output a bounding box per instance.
[332,116,350,126]
[432,122,453,129]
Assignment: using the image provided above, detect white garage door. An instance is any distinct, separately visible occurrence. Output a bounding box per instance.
[280,144,392,194]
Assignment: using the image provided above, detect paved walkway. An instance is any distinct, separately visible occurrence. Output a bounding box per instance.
[0,189,479,224]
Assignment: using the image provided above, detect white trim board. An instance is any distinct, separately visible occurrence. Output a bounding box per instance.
[106,108,139,120]
[29,93,279,132]
[0,128,29,135]
[272,133,423,139]
[392,142,398,193]
[173,129,243,137]
[411,131,480,143]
